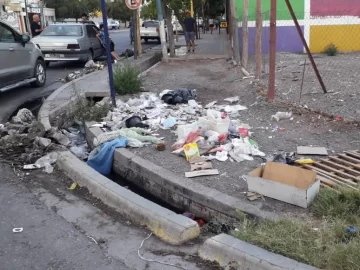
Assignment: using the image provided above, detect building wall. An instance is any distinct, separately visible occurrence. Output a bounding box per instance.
[235,0,360,54]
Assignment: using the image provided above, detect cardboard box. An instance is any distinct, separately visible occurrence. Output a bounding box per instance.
[245,162,319,208]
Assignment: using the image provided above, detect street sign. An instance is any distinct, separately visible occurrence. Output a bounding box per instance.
[125,0,141,10]
[220,21,227,28]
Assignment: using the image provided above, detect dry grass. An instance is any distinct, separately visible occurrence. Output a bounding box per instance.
[232,189,360,270]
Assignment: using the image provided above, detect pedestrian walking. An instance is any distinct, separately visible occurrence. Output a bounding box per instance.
[30,14,43,37]
[96,25,121,61]
[183,10,196,53]
[209,18,214,34]
[215,19,219,30]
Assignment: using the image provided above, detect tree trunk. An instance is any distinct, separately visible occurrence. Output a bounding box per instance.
[163,2,175,57]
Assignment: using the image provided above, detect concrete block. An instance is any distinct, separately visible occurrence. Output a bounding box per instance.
[56,151,200,245]
[112,148,278,222]
[199,234,319,270]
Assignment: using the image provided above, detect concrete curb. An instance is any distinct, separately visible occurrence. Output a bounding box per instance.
[198,234,319,270]
[84,123,280,222]
[37,52,162,131]
[56,151,200,245]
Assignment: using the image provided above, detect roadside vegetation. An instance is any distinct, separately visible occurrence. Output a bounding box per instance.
[113,61,143,95]
[233,188,360,270]
[72,95,110,124]
[324,43,338,56]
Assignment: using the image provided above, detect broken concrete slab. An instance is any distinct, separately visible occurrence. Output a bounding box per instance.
[297,146,328,156]
[50,130,70,146]
[35,137,52,148]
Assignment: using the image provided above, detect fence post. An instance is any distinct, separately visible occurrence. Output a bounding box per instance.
[268,0,276,101]
[242,0,249,69]
[284,0,327,94]
[230,0,240,65]
[255,0,262,79]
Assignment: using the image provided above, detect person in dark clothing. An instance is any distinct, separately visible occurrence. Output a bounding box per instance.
[183,10,196,53]
[96,25,121,61]
[81,13,88,23]
[31,14,43,37]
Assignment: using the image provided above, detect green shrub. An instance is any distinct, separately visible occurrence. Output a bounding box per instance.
[113,61,143,95]
[72,97,110,124]
[324,43,338,56]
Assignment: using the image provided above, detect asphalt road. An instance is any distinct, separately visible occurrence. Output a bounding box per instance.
[0,29,158,123]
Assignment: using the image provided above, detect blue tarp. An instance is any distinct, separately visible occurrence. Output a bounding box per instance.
[87,137,128,175]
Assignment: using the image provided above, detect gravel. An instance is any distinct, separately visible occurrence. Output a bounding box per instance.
[269,52,360,121]
[127,59,360,220]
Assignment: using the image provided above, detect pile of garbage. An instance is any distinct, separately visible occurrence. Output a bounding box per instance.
[0,108,88,173]
[87,88,274,176]
[59,60,105,83]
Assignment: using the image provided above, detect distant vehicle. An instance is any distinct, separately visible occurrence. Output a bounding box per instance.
[32,23,104,65]
[0,21,46,92]
[172,21,183,34]
[98,20,120,30]
[140,20,168,44]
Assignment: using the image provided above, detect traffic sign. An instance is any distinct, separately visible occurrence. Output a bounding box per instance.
[220,21,227,28]
[125,0,141,10]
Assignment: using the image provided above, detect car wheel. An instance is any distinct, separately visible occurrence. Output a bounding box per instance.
[30,59,46,87]
[86,50,93,62]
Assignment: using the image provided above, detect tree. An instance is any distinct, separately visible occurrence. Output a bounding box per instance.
[141,0,157,20]
[107,0,133,23]
[44,0,100,20]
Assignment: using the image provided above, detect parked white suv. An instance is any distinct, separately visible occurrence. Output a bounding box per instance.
[140,20,168,44]
[0,21,46,92]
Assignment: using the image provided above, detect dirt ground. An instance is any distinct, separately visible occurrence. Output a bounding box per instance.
[265,52,360,121]
[128,59,360,220]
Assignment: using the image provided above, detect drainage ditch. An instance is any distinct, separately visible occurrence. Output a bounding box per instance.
[10,97,233,234]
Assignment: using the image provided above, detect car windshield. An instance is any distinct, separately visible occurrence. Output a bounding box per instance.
[143,21,159,28]
[41,25,83,36]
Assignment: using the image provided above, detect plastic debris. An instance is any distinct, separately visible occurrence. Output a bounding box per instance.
[125,116,149,129]
[70,144,88,160]
[13,228,23,233]
[163,117,177,129]
[216,151,228,162]
[271,112,292,122]
[161,88,197,105]
[183,143,200,161]
[188,99,200,108]
[23,152,59,173]
[224,96,240,104]
[68,183,78,190]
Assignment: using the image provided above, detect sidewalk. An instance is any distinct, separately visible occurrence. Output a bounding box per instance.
[176,31,230,57]
[149,30,230,59]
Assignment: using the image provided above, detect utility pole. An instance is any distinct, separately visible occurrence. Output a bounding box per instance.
[135,8,142,56]
[242,0,249,69]
[155,0,168,62]
[268,0,277,101]
[190,0,194,17]
[100,0,116,107]
[133,12,138,59]
[255,0,262,79]
[229,0,240,65]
